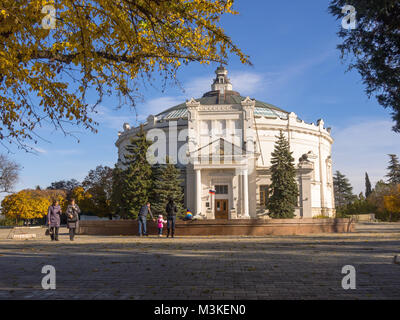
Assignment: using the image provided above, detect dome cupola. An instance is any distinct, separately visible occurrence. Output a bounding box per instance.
[211,65,233,92]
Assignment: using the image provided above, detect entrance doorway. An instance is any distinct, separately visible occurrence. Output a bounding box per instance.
[215,199,228,219]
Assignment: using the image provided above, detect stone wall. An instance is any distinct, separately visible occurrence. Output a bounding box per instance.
[350,214,376,222]
[78,218,355,236]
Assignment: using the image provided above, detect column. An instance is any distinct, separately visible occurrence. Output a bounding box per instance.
[242,169,250,218]
[195,169,202,216]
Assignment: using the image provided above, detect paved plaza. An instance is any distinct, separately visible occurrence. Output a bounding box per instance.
[0,222,399,299]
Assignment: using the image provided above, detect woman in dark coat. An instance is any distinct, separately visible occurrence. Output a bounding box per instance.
[47,200,62,241]
[65,198,80,241]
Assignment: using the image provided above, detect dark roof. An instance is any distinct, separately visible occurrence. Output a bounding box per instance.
[156,90,289,120]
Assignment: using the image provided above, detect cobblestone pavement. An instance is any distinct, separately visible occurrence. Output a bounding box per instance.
[0,222,399,300]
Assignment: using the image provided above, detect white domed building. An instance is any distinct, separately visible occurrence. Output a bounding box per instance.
[116,66,335,219]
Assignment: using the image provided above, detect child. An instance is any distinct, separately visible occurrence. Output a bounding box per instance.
[157,214,167,237]
[184,209,193,221]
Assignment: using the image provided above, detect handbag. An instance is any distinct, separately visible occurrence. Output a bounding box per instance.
[45,227,53,236]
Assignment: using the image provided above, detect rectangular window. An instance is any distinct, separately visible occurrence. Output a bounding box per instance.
[214,120,226,136]
[215,185,228,195]
[201,120,211,136]
[259,185,269,206]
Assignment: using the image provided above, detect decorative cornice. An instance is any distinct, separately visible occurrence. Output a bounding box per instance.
[241,96,256,108]
[198,105,235,112]
[186,97,200,108]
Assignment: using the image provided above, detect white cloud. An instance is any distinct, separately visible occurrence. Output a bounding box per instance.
[229,71,269,95]
[183,76,211,98]
[31,147,47,154]
[332,119,400,194]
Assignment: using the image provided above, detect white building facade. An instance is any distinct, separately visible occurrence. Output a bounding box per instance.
[116,67,335,219]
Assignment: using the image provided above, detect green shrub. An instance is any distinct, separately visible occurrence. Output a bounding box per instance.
[335,211,351,218]
[312,214,332,219]
[375,210,400,222]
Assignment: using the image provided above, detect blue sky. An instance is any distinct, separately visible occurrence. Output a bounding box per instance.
[7,0,400,195]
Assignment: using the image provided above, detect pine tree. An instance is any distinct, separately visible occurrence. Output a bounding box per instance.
[386,154,400,184]
[267,131,299,219]
[365,172,372,198]
[333,171,354,208]
[111,126,153,219]
[150,159,185,217]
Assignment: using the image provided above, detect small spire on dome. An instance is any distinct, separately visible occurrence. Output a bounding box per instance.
[211,65,232,92]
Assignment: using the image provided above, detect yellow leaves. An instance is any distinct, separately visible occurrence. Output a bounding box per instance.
[70,186,93,213]
[384,184,400,213]
[1,190,51,220]
[0,0,249,149]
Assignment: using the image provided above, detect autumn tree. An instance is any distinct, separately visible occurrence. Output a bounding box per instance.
[384,184,400,221]
[0,0,249,150]
[1,188,67,223]
[1,190,49,222]
[70,186,92,214]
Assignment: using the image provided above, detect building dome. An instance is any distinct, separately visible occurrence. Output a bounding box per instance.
[156,67,289,122]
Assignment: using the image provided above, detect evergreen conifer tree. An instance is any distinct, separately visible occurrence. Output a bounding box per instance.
[110,166,125,218]
[333,171,354,208]
[365,172,372,198]
[111,126,153,219]
[386,154,400,184]
[267,131,299,219]
[151,158,184,217]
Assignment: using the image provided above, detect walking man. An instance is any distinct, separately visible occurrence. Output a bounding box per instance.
[166,198,178,238]
[138,202,155,236]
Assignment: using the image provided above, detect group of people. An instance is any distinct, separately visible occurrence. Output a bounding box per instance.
[47,198,81,241]
[138,198,183,238]
[47,197,190,240]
